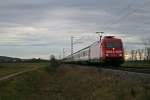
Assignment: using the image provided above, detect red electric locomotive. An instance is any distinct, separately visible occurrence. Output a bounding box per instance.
[64,36,124,67]
[100,36,124,65]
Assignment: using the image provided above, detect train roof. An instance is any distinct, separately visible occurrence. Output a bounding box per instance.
[73,46,90,55]
[103,36,121,41]
[104,36,115,38]
[73,40,101,55]
[65,46,90,58]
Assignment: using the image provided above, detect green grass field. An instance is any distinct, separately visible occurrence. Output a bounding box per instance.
[0,63,150,100]
[0,63,48,78]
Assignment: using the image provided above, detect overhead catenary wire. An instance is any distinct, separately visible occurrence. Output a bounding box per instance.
[103,0,150,30]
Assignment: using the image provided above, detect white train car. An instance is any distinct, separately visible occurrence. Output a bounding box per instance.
[90,41,100,62]
[73,47,90,62]
[68,41,101,63]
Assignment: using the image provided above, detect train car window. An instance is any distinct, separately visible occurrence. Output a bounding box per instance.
[78,54,79,57]
[86,51,88,56]
[83,52,85,56]
[85,51,87,56]
[80,53,82,57]
[83,51,87,56]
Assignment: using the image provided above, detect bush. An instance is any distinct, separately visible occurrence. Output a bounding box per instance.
[50,55,59,67]
[46,55,60,72]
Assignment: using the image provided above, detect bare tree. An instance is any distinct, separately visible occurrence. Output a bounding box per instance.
[131,50,135,61]
[137,49,142,61]
[142,37,150,61]
[147,48,150,60]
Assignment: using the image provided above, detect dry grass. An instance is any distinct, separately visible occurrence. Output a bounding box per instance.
[0,63,48,78]
[0,64,150,100]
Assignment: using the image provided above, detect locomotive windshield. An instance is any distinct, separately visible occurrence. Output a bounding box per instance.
[106,42,121,49]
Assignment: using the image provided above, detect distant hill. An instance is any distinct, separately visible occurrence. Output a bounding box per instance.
[0,56,21,62]
[0,56,49,63]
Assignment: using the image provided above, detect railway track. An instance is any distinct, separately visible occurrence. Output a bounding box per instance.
[64,64,150,81]
[66,63,150,75]
[97,66,150,81]
[114,66,150,74]
[89,63,150,74]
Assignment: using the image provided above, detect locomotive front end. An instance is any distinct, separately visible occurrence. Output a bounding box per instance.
[101,36,124,66]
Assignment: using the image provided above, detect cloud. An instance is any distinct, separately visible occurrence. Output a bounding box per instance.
[0,0,150,58]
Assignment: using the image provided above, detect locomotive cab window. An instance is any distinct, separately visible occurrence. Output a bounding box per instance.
[106,42,121,49]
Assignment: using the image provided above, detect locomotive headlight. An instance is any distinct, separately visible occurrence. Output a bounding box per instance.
[119,54,122,56]
[112,48,115,51]
[106,54,109,56]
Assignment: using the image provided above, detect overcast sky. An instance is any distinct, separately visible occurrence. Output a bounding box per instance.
[0,0,150,59]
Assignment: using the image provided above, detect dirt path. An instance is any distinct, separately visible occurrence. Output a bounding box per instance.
[0,67,40,82]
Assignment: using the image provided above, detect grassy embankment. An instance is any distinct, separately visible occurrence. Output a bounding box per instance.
[0,63,48,78]
[0,62,150,100]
